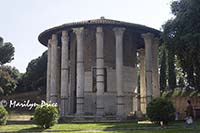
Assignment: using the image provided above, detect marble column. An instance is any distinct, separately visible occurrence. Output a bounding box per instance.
[142,33,154,105]
[74,27,85,115]
[46,39,51,102]
[50,34,58,104]
[152,37,160,98]
[96,27,104,116]
[113,27,125,117]
[138,49,146,114]
[57,46,61,104]
[60,31,69,117]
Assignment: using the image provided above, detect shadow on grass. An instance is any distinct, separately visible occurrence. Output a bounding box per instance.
[99,121,200,133]
[14,127,46,133]
[6,121,46,133]
[99,122,159,131]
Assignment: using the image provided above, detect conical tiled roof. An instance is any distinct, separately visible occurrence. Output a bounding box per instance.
[38,17,161,45]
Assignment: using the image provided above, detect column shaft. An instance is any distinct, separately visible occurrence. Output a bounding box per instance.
[57,47,61,104]
[60,31,69,117]
[142,33,154,106]
[138,49,146,114]
[113,27,125,117]
[50,34,58,104]
[74,28,85,115]
[46,39,51,102]
[96,27,104,116]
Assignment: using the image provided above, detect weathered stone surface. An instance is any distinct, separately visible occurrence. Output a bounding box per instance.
[60,31,69,117]
[39,18,160,118]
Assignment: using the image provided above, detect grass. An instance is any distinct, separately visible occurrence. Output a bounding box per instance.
[0,121,200,133]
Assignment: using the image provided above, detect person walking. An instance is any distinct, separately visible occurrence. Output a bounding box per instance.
[185,100,194,125]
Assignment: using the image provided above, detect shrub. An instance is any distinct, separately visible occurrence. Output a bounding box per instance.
[0,106,8,125]
[161,90,173,98]
[33,103,58,128]
[172,89,182,97]
[147,98,175,125]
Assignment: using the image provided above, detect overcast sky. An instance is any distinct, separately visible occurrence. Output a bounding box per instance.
[0,0,173,73]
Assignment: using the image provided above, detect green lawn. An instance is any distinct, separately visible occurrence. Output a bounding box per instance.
[0,122,200,133]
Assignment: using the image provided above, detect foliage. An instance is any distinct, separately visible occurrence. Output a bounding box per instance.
[167,45,176,90]
[0,37,15,65]
[147,98,175,124]
[161,90,173,98]
[172,89,182,97]
[33,103,58,129]
[160,46,167,90]
[0,69,17,95]
[177,77,185,87]
[162,89,200,98]
[0,65,21,81]
[0,65,21,95]
[0,106,8,125]
[162,0,200,90]
[0,37,18,95]
[189,90,198,97]
[17,51,47,92]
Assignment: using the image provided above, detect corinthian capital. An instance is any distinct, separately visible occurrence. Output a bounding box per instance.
[51,34,58,44]
[61,31,69,43]
[73,27,84,36]
[142,33,154,41]
[113,27,125,37]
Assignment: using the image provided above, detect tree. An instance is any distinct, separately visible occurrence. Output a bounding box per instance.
[167,45,176,90]
[160,47,167,90]
[162,0,200,90]
[0,37,15,65]
[0,65,21,81]
[0,66,21,95]
[17,51,47,92]
[0,37,17,95]
[0,69,16,95]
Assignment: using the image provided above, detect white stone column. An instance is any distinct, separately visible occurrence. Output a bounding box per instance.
[96,27,104,116]
[46,39,52,102]
[57,46,61,104]
[60,31,69,117]
[138,49,146,114]
[50,34,58,104]
[152,37,160,98]
[113,27,125,117]
[142,33,154,105]
[74,27,85,115]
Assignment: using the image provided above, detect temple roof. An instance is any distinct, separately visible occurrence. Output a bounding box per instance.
[38,17,161,45]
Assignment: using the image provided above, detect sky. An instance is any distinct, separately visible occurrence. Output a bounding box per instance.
[0,0,173,73]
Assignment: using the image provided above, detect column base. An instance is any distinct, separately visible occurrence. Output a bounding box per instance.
[135,111,145,119]
[60,98,69,117]
[117,104,125,118]
[76,96,84,116]
[50,95,58,104]
[117,95,125,118]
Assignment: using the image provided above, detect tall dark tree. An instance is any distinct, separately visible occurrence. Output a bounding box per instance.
[162,0,200,90]
[160,48,167,90]
[167,45,176,90]
[17,51,47,92]
[0,37,15,65]
[0,37,17,95]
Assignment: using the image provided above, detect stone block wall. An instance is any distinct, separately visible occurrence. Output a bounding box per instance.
[69,27,138,71]
[171,96,200,119]
[83,66,137,115]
